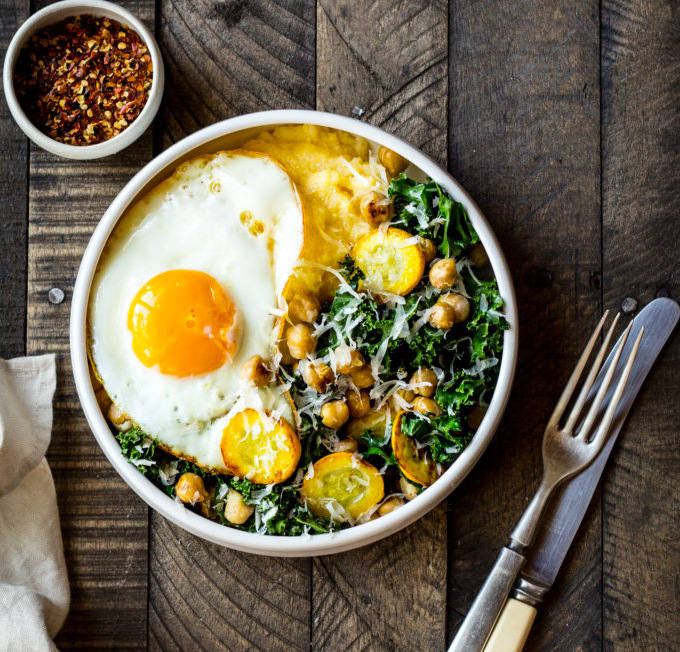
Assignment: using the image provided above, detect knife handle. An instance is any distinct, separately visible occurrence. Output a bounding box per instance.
[448,547,526,652]
[482,598,537,652]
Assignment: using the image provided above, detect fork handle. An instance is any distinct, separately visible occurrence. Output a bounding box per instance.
[448,547,526,652]
[510,477,557,548]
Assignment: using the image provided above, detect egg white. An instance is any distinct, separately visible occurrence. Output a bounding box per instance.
[88,151,303,471]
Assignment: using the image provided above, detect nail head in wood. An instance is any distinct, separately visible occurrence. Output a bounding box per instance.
[621,297,638,314]
[48,287,65,304]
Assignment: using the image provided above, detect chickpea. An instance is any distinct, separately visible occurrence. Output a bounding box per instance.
[286,323,317,359]
[107,401,128,425]
[334,345,365,375]
[378,496,405,516]
[428,302,455,330]
[360,191,391,227]
[175,473,208,505]
[389,389,415,412]
[108,402,133,432]
[346,389,371,418]
[288,293,321,324]
[418,237,438,263]
[468,404,488,431]
[225,489,254,525]
[429,258,457,290]
[399,476,420,501]
[113,420,133,432]
[412,396,442,416]
[334,438,358,454]
[439,293,471,324]
[350,365,375,389]
[240,354,271,387]
[410,368,438,398]
[378,146,408,176]
[469,242,489,267]
[301,360,335,393]
[198,487,216,519]
[321,400,350,430]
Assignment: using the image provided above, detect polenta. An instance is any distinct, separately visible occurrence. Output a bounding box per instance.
[244,124,388,301]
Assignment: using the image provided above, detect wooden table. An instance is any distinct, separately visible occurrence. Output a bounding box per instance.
[2,1,679,650]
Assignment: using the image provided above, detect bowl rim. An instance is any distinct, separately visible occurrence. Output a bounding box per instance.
[70,109,519,556]
[2,0,164,160]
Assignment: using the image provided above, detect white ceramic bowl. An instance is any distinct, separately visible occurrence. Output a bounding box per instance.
[3,0,164,160]
[70,110,518,556]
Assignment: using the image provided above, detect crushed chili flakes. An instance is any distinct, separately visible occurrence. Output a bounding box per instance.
[13,14,153,146]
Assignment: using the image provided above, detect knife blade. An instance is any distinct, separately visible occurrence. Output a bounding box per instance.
[518,297,679,595]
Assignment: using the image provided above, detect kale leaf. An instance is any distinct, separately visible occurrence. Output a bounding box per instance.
[116,427,156,470]
[224,477,340,536]
[360,431,397,469]
[115,428,215,496]
[401,411,473,464]
[388,174,478,257]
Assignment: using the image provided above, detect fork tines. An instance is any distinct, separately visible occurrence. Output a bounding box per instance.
[549,311,644,447]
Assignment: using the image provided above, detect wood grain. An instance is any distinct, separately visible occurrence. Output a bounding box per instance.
[601,0,680,649]
[155,0,315,151]
[25,2,156,648]
[317,0,447,166]
[0,0,29,359]
[149,518,310,652]
[446,1,602,650]
[314,2,448,650]
[148,2,315,650]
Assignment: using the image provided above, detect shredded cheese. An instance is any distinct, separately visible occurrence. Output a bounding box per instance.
[296,260,362,300]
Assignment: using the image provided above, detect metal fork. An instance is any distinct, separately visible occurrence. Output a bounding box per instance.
[449,312,644,652]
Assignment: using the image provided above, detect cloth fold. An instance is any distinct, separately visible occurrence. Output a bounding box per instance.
[0,354,69,652]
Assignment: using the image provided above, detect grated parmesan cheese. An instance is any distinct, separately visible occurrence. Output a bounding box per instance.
[131,458,156,468]
[158,459,179,486]
[296,260,362,300]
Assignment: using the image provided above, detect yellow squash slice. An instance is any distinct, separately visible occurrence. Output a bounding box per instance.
[391,411,440,486]
[221,408,301,484]
[301,452,384,521]
[352,227,425,296]
[345,408,392,441]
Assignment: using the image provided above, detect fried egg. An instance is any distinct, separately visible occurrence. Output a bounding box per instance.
[88,151,303,471]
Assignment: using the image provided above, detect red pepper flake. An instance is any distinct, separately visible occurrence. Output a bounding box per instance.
[13,14,153,146]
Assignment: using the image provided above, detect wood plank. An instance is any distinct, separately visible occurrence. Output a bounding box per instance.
[601,1,680,649]
[314,2,448,650]
[28,143,154,650]
[155,0,315,151]
[149,518,311,652]
[446,2,602,650]
[148,2,315,650]
[26,2,156,648]
[0,0,29,359]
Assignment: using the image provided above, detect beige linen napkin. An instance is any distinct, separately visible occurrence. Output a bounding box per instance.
[0,354,69,651]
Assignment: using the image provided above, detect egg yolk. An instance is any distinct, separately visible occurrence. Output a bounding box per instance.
[127,270,239,377]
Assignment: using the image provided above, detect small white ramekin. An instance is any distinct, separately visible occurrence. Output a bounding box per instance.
[70,110,519,556]
[3,0,164,160]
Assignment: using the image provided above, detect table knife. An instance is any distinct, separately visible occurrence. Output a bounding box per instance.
[480,297,679,651]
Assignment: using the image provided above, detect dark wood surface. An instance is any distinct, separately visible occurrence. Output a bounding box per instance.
[1,1,678,650]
